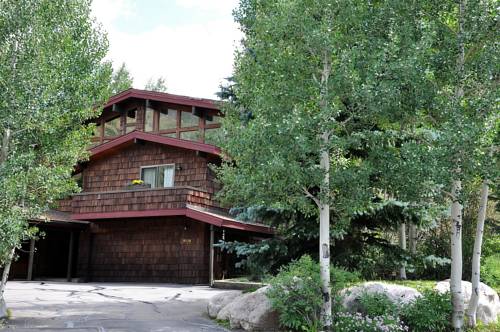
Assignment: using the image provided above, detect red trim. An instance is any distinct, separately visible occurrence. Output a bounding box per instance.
[105,88,220,111]
[89,130,221,158]
[71,207,273,234]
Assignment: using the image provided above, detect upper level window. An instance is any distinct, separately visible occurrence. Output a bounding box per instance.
[140,164,175,188]
[92,123,101,138]
[206,115,221,125]
[104,117,121,137]
[159,109,177,130]
[145,107,155,132]
[125,109,137,133]
[181,111,198,128]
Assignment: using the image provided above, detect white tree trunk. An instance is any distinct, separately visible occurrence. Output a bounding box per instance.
[450,179,464,331]
[0,247,15,319]
[466,181,489,327]
[409,223,417,255]
[319,131,332,328]
[399,222,407,280]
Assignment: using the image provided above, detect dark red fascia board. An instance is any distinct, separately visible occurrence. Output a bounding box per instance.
[89,130,221,159]
[70,208,273,234]
[104,88,220,111]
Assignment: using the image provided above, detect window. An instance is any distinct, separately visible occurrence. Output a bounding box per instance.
[181,111,199,128]
[92,123,101,138]
[205,127,221,145]
[140,164,175,188]
[206,115,221,125]
[125,109,137,133]
[159,109,177,130]
[145,107,155,132]
[180,130,200,142]
[104,117,121,137]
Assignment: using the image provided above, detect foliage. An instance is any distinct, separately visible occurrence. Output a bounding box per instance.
[266,255,361,331]
[358,292,399,318]
[266,256,323,332]
[481,254,500,291]
[144,76,167,92]
[0,0,111,266]
[215,238,287,281]
[110,62,133,94]
[333,312,408,332]
[401,291,452,332]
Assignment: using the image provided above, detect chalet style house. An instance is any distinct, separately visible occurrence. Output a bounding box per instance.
[11,89,272,284]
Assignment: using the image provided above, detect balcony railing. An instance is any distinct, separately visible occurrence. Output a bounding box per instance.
[69,186,220,215]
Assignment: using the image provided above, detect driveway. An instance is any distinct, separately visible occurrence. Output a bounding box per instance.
[1,281,232,332]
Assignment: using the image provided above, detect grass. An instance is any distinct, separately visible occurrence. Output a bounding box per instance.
[215,319,231,329]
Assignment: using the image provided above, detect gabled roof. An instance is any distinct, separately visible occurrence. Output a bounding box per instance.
[89,130,221,161]
[104,88,220,111]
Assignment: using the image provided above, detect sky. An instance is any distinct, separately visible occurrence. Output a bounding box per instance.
[91,0,241,99]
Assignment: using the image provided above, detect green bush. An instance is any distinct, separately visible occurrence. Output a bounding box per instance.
[331,265,361,290]
[333,312,408,332]
[358,292,399,318]
[481,253,500,291]
[401,290,452,332]
[266,255,323,332]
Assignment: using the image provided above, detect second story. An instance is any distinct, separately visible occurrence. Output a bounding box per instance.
[59,89,226,218]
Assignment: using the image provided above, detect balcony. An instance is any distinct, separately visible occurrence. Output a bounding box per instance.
[69,186,221,218]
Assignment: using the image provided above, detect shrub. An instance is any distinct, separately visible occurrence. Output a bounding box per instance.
[266,255,323,332]
[481,253,500,291]
[333,312,408,332]
[358,292,399,318]
[401,290,452,332]
[331,265,361,290]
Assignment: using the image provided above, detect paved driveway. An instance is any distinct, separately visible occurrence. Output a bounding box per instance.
[2,281,232,332]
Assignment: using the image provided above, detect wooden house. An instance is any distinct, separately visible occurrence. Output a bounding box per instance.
[10,89,272,284]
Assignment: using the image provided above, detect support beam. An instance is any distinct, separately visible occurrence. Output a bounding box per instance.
[66,232,74,282]
[209,225,214,287]
[26,239,35,281]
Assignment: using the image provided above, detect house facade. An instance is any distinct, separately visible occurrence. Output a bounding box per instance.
[10,89,272,284]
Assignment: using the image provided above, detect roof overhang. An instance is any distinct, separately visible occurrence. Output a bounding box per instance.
[70,206,273,234]
[88,130,221,161]
[104,88,220,112]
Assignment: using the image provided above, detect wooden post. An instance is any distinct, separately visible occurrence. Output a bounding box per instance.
[27,238,35,281]
[66,232,74,282]
[209,225,214,287]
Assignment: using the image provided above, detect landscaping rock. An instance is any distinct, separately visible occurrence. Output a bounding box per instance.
[216,286,280,331]
[207,290,242,318]
[341,282,422,312]
[435,279,500,324]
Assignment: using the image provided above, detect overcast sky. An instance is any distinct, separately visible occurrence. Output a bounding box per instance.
[91,0,241,99]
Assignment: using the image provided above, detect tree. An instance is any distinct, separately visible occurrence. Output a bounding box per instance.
[218,1,376,327]
[0,0,111,314]
[110,62,133,94]
[144,76,167,92]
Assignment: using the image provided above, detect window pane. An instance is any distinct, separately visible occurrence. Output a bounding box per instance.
[181,111,198,128]
[205,127,222,145]
[125,126,135,134]
[162,132,177,138]
[206,115,221,125]
[104,117,121,137]
[159,109,177,130]
[126,109,137,124]
[141,167,156,188]
[145,107,154,132]
[180,130,200,141]
[158,165,175,187]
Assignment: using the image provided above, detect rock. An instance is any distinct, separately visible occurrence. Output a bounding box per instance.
[435,279,500,324]
[207,290,242,318]
[216,286,280,331]
[341,282,422,313]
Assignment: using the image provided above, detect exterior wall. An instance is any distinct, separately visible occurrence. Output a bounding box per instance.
[77,217,209,284]
[82,142,216,193]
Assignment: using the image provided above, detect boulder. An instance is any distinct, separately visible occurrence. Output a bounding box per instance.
[207,290,242,318]
[435,280,500,324]
[216,286,280,331]
[341,282,422,312]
